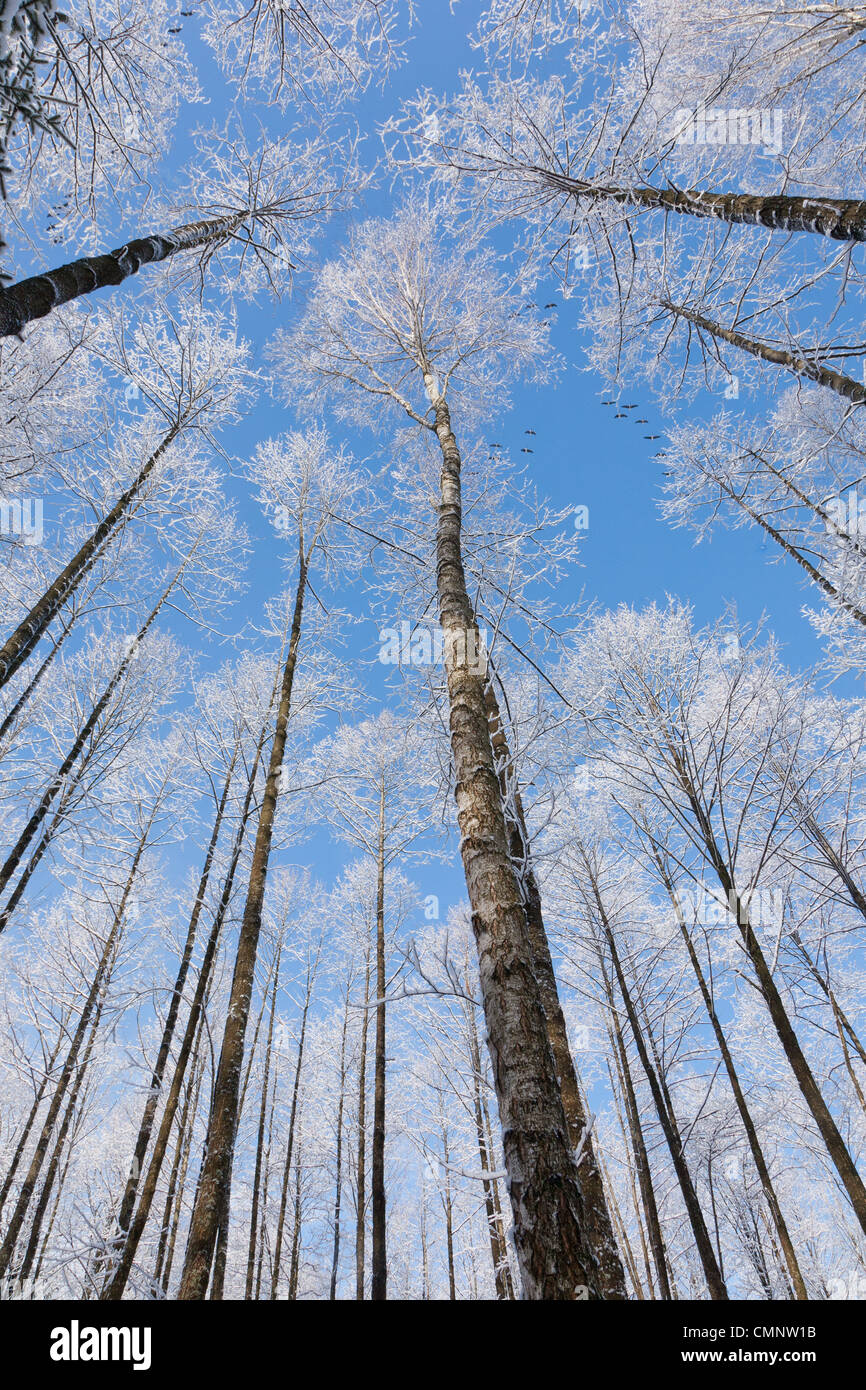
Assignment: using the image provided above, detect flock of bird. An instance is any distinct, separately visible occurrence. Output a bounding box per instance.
[599,398,670,459]
[488,301,670,469]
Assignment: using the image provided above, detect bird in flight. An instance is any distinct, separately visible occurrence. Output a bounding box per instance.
[644,434,661,440]
[521,447,534,454]
[525,429,536,435]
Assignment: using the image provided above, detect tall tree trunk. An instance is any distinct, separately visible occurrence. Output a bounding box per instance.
[428,388,599,1299]
[270,984,312,1298]
[544,170,866,241]
[0,423,181,693]
[160,1057,203,1297]
[652,851,808,1299]
[0,212,248,337]
[0,828,146,1277]
[328,992,350,1301]
[18,953,114,1283]
[288,1147,302,1301]
[0,1019,68,1222]
[355,943,371,1301]
[593,893,729,1299]
[370,778,387,1301]
[674,762,866,1236]
[99,743,240,1285]
[600,961,672,1300]
[663,300,866,404]
[0,777,78,934]
[441,1124,457,1301]
[466,997,514,1299]
[0,620,68,744]
[100,643,281,1300]
[246,946,282,1299]
[484,677,627,1297]
[0,550,192,910]
[178,562,308,1300]
[153,1017,206,1293]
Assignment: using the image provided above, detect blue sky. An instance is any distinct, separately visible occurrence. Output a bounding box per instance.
[18,5,842,980]
[161,9,840,930]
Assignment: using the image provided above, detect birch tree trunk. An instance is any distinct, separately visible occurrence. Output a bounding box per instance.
[604,999,672,1301]
[355,943,371,1301]
[99,744,240,1285]
[370,777,387,1301]
[328,993,350,1301]
[429,389,601,1299]
[0,212,248,337]
[0,550,191,913]
[484,679,627,1297]
[544,171,866,241]
[0,828,146,1278]
[0,1027,68,1222]
[653,853,808,1299]
[466,997,515,1299]
[593,891,729,1299]
[100,653,280,1300]
[246,946,282,1299]
[0,422,181,694]
[671,754,866,1236]
[663,300,866,404]
[270,983,311,1299]
[178,561,308,1300]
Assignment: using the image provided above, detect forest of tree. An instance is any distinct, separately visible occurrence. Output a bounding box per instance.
[0,0,865,1308]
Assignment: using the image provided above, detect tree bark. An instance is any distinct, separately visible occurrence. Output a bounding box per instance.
[328,992,350,1301]
[0,830,145,1278]
[465,996,515,1299]
[544,170,866,241]
[100,744,240,1285]
[0,423,181,694]
[429,388,600,1299]
[674,762,866,1237]
[370,778,387,1301]
[245,945,282,1299]
[484,677,627,1297]
[99,646,281,1300]
[0,212,248,337]
[594,893,729,1299]
[270,983,311,1299]
[663,300,866,404]
[355,943,371,1300]
[0,553,189,912]
[652,849,808,1298]
[178,561,307,1299]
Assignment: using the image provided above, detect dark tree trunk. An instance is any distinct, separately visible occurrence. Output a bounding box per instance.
[246,947,282,1299]
[484,678,627,1298]
[429,389,600,1299]
[100,651,280,1300]
[178,563,307,1300]
[663,300,866,404]
[0,212,247,337]
[545,170,866,241]
[370,781,387,1301]
[328,994,350,1301]
[0,423,180,693]
[595,896,729,1300]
